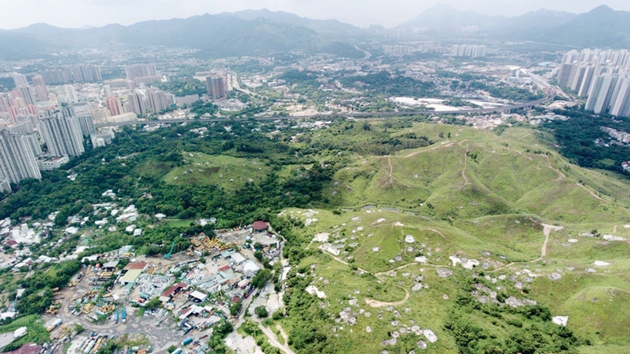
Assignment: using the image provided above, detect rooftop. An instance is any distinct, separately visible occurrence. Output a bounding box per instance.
[162,282,187,298]
[253,221,268,230]
[4,344,41,354]
[124,262,147,270]
[120,269,143,284]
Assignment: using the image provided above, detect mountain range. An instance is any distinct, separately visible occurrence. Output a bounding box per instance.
[400,4,507,30]
[221,8,365,37]
[400,5,630,49]
[0,12,366,60]
[3,5,630,61]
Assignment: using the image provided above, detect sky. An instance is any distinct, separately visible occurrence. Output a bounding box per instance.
[0,0,628,29]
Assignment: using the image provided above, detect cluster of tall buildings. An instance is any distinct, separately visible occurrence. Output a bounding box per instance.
[39,65,102,85]
[206,74,227,100]
[0,127,41,192]
[450,45,487,58]
[103,88,176,117]
[125,64,161,86]
[0,72,117,193]
[0,105,114,193]
[0,62,215,192]
[557,49,630,117]
[0,74,44,122]
[39,108,87,157]
[383,45,415,57]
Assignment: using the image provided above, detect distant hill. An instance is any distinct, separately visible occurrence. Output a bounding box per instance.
[2,14,363,60]
[490,9,577,38]
[0,30,51,60]
[400,5,506,30]
[531,5,630,48]
[223,8,365,37]
[399,4,630,49]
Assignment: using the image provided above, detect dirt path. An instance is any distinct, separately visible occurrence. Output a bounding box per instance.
[405,142,455,158]
[532,224,564,262]
[258,323,296,354]
[276,324,290,344]
[577,183,608,203]
[328,253,371,274]
[381,156,413,189]
[321,240,412,308]
[405,226,447,240]
[544,155,566,181]
[462,142,471,186]
[505,147,534,161]
[364,287,410,308]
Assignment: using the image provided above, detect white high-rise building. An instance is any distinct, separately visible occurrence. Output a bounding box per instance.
[12,73,29,88]
[39,112,85,157]
[7,121,34,135]
[63,85,79,103]
[76,114,96,137]
[0,130,42,184]
[125,92,147,116]
[593,75,617,115]
[610,77,630,117]
[147,89,174,113]
[585,75,606,112]
[19,86,38,106]
[578,66,595,97]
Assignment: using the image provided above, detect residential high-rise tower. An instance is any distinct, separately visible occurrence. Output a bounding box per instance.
[39,112,85,157]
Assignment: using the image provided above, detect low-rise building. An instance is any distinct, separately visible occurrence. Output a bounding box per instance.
[37,155,70,171]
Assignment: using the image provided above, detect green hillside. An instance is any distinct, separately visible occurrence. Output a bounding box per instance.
[330,123,630,224]
[271,121,630,353]
[163,153,270,190]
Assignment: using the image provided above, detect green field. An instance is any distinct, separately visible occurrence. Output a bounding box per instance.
[164,152,270,190]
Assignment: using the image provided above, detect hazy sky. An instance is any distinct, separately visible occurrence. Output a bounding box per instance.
[0,0,628,29]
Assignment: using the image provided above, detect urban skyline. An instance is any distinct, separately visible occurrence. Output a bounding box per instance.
[557,49,630,117]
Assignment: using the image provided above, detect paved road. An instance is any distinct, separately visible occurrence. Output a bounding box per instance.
[95,88,556,129]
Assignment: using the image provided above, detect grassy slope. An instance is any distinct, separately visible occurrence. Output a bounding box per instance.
[280,123,630,353]
[332,124,630,224]
[163,152,270,190]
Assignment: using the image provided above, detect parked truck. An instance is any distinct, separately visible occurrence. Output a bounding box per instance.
[46,318,63,332]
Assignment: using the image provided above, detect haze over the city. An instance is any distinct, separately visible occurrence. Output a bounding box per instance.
[0,0,629,29]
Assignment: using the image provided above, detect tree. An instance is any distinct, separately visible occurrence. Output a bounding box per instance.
[230,301,242,316]
[255,306,268,318]
[252,269,273,288]
[254,251,264,262]
[144,297,162,310]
